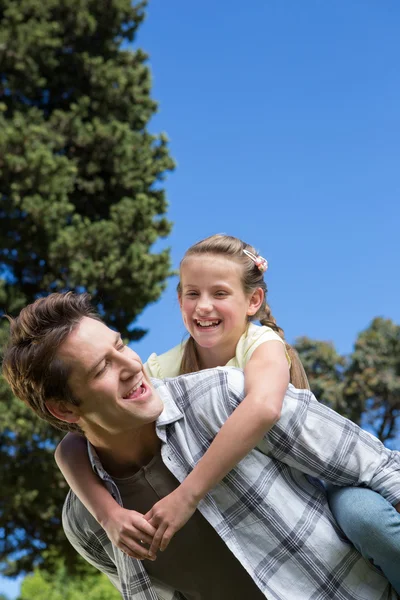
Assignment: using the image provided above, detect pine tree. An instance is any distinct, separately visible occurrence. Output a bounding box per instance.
[0,0,174,574]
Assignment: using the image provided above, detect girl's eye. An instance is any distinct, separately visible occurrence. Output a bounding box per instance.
[215,291,228,297]
[185,291,198,297]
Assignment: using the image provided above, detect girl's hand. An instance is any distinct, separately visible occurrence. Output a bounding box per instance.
[144,487,199,555]
[102,504,157,560]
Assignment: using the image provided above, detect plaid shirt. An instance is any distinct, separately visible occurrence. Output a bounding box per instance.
[63,367,400,600]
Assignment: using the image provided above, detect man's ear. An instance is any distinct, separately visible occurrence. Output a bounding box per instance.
[45,400,80,424]
[247,287,264,317]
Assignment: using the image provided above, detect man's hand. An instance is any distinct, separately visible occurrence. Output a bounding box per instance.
[144,487,199,556]
[102,505,157,560]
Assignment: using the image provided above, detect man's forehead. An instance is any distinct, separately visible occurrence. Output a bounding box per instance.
[58,317,113,363]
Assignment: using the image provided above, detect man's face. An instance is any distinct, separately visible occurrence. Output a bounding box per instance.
[57,317,163,435]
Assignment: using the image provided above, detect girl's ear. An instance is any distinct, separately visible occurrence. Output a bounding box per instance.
[247,287,264,317]
[45,400,80,424]
[178,290,183,309]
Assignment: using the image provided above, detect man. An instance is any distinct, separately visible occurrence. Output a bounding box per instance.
[3,292,400,600]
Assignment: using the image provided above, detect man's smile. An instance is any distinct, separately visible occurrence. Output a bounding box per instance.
[122,377,152,402]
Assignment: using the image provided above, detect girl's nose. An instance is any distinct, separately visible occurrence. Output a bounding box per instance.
[196,296,213,314]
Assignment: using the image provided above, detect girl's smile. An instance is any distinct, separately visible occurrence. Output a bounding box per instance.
[179,255,262,366]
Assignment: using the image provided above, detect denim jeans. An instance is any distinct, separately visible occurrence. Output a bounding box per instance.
[327,486,400,593]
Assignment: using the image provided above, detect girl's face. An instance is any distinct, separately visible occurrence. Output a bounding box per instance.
[179,255,262,361]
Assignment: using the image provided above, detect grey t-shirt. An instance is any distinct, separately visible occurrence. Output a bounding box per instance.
[113,453,266,600]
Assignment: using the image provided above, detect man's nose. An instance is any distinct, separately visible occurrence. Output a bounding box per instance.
[117,352,141,378]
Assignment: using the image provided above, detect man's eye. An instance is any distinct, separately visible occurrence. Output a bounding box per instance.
[95,361,109,377]
[117,343,126,351]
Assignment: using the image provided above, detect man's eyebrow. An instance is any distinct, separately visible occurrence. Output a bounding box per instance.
[86,332,122,377]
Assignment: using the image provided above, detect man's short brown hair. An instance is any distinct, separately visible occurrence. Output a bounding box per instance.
[2,292,100,432]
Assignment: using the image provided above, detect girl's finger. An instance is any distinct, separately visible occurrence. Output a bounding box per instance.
[146,515,159,528]
[135,517,156,537]
[119,541,150,560]
[160,528,173,552]
[143,509,153,521]
[125,530,153,546]
[148,523,168,556]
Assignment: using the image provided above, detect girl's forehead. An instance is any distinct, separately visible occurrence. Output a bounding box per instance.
[180,254,242,280]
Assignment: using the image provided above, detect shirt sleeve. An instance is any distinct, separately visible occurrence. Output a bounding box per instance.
[226,369,400,506]
[145,343,185,378]
[234,324,290,368]
[62,493,122,593]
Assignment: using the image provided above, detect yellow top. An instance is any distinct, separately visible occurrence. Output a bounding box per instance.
[144,322,290,378]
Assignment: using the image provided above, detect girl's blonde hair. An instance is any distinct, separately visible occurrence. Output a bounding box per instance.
[178,234,310,389]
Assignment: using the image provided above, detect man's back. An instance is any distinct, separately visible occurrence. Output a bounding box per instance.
[64,367,400,599]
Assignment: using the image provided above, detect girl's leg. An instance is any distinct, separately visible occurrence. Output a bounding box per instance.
[327,486,400,593]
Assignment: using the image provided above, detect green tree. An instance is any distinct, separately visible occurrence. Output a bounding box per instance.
[344,318,400,445]
[294,337,347,414]
[18,560,121,600]
[295,319,400,445]
[0,0,174,576]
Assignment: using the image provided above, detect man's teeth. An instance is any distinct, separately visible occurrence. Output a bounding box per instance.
[124,378,143,399]
[196,320,221,328]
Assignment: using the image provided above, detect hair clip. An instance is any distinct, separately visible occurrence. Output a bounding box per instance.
[243,249,268,274]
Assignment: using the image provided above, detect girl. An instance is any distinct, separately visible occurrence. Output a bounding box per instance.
[55,234,400,591]
[56,234,303,555]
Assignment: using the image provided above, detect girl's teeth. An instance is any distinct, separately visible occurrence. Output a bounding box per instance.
[196,320,220,328]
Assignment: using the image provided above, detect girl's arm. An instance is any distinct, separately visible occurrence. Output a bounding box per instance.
[55,433,156,559]
[145,340,289,553]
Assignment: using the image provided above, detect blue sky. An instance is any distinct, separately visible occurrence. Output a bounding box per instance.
[132,0,400,363]
[2,1,400,597]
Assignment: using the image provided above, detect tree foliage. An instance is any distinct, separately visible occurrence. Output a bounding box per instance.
[345,318,400,446]
[293,337,347,413]
[18,560,121,600]
[295,318,400,446]
[0,0,174,334]
[0,0,174,577]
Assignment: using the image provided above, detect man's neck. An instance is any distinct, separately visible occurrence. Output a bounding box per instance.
[89,423,161,478]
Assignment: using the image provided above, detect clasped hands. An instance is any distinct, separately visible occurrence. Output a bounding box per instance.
[102,487,199,560]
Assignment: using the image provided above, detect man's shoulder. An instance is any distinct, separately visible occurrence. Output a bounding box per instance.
[155,367,246,429]
[158,366,244,397]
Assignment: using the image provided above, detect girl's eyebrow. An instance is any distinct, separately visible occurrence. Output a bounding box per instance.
[86,332,121,376]
[183,282,233,291]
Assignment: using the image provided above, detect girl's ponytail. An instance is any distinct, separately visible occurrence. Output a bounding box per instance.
[179,335,201,375]
[259,304,310,390]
